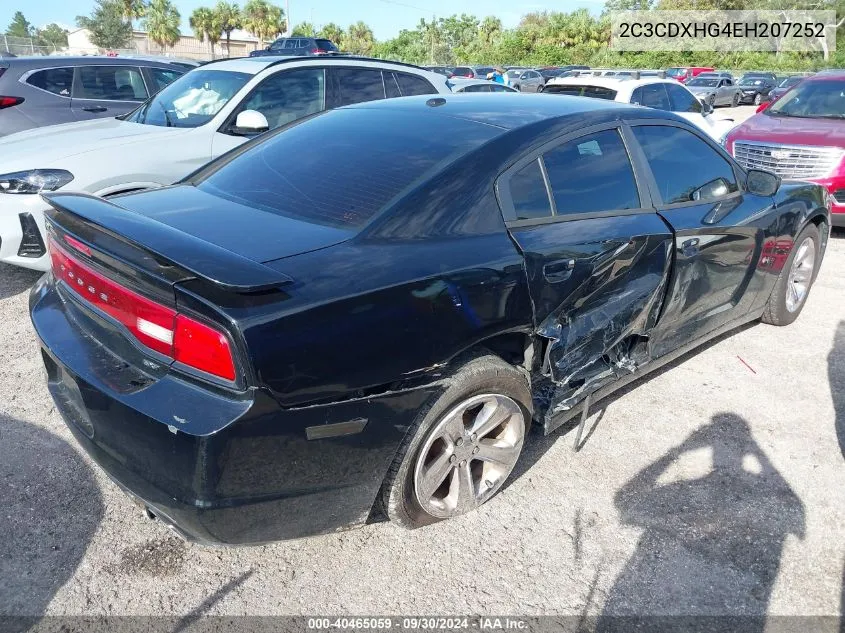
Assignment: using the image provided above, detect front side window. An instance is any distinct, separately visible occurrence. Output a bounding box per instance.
[149,67,184,93]
[235,67,325,131]
[334,67,386,106]
[633,125,738,205]
[664,82,702,113]
[542,129,640,216]
[124,69,250,128]
[26,67,73,96]
[74,65,147,101]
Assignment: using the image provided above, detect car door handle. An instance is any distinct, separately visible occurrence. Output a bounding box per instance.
[82,106,107,112]
[543,259,576,283]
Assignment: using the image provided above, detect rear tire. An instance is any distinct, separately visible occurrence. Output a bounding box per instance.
[708,94,716,107]
[380,354,532,529]
[761,223,820,326]
[732,93,740,107]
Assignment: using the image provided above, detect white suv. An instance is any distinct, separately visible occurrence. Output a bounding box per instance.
[543,74,736,141]
[0,57,450,271]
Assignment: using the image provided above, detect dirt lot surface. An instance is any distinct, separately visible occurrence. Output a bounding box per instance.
[1,227,843,623]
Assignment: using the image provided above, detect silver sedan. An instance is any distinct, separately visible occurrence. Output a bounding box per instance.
[685,77,742,107]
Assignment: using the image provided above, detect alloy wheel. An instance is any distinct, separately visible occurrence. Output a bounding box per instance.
[785,236,816,313]
[413,393,525,519]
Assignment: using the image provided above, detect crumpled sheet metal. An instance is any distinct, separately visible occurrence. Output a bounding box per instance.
[537,235,672,417]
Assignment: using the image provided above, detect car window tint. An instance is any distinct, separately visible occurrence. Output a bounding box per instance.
[26,67,73,96]
[334,67,386,106]
[633,125,738,205]
[664,82,703,113]
[315,39,338,51]
[633,83,670,110]
[543,129,640,215]
[461,84,490,93]
[453,67,472,76]
[269,40,285,51]
[149,67,183,93]
[509,159,552,220]
[239,67,325,131]
[395,72,437,96]
[544,84,617,100]
[74,66,147,100]
[491,84,511,92]
[384,71,401,98]
[283,39,297,49]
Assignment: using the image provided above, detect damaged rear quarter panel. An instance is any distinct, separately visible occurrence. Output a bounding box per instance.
[507,214,674,428]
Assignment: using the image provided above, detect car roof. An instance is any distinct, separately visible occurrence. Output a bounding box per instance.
[0,55,183,69]
[339,92,650,130]
[201,55,439,77]
[548,75,676,89]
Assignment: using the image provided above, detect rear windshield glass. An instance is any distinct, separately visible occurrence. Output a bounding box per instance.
[195,108,499,229]
[544,84,617,100]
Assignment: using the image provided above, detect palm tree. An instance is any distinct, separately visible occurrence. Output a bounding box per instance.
[291,21,315,37]
[120,0,146,26]
[144,0,180,52]
[479,16,502,46]
[214,1,241,58]
[189,7,218,58]
[318,22,343,46]
[241,0,285,49]
[342,21,374,56]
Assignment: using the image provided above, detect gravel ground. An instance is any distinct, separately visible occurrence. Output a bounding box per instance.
[1,228,844,622]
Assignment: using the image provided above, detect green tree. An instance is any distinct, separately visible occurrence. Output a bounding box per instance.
[242,0,285,48]
[119,0,147,25]
[292,21,316,36]
[76,0,133,49]
[479,16,503,45]
[190,7,219,58]
[342,21,375,56]
[6,11,34,37]
[214,1,241,57]
[318,22,343,45]
[144,0,181,50]
[36,23,69,48]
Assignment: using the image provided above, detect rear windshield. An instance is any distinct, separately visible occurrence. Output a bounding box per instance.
[544,84,617,100]
[194,108,500,229]
[315,39,337,51]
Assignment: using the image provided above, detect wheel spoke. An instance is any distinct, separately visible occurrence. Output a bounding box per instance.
[455,461,476,511]
[469,398,511,439]
[418,450,454,501]
[439,409,466,443]
[475,438,519,467]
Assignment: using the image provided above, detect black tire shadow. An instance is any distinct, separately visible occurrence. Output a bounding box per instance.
[0,415,104,625]
[831,321,845,461]
[506,322,757,490]
[596,412,804,631]
[0,263,41,301]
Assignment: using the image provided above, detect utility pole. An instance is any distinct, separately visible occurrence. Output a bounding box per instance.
[285,0,291,36]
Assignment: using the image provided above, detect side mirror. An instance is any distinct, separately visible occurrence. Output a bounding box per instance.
[702,101,713,116]
[746,169,780,197]
[231,110,269,136]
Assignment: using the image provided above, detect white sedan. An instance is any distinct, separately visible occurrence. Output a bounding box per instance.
[543,74,736,142]
[0,57,450,271]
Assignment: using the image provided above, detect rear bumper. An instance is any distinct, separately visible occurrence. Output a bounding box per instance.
[31,274,440,544]
[0,193,50,271]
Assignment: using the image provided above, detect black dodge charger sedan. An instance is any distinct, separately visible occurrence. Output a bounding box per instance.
[31,94,830,544]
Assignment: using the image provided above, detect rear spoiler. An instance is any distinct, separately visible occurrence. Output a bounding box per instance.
[43,192,293,293]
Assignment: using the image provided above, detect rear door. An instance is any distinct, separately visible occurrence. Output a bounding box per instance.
[70,65,149,119]
[19,66,75,127]
[497,123,674,422]
[628,121,766,357]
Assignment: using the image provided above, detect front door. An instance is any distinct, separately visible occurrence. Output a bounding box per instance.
[497,124,674,422]
[628,122,767,357]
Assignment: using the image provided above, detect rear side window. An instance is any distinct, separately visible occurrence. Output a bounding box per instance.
[631,83,670,110]
[315,39,338,51]
[633,125,738,205]
[384,72,401,98]
[26,67,73,96]
[461,84,491,93]
[334,67,385,106]
[149,67,183,93]
[395,72,436,96]
[543,129,640,216]
[664,82,702,113]
[197,109,498,228]
[544,84,617,100]
[509,159,552,220]
[74,65,147,100]
[453,67,472,76]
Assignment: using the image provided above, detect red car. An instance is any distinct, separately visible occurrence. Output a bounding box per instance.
[665,66,715,83]
[726,71,845,228]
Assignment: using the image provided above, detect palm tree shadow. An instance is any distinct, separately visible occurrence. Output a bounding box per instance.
[0,415,104,628]
[596,413,804,632]
[0,263,41,301]
[830,321,845,461]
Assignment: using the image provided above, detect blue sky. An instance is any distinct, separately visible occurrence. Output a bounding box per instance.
[2,0,604,41]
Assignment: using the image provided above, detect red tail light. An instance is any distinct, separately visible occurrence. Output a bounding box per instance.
[49,238,236,381]
[312,48,326,54]
[756,101,771,113]
[0,96,24,109]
